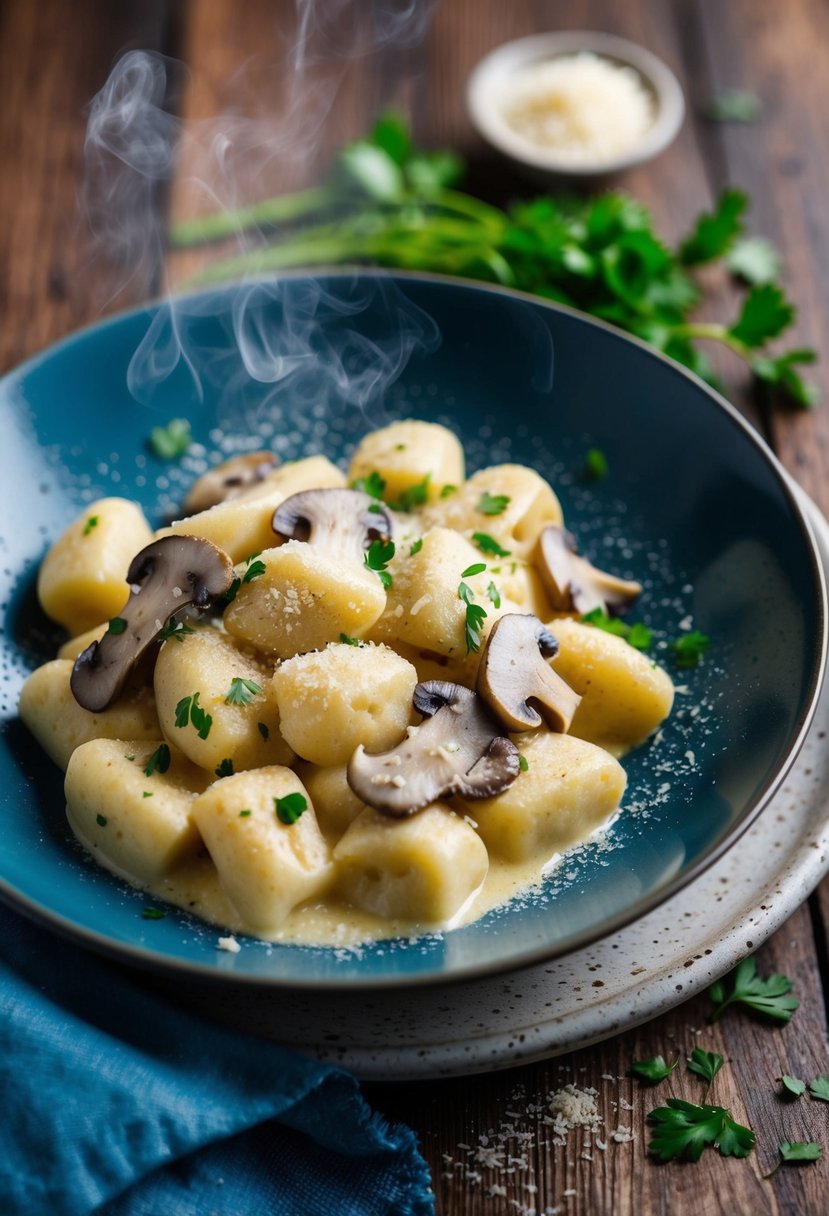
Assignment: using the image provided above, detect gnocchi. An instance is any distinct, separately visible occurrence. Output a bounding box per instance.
[20,419,676,943]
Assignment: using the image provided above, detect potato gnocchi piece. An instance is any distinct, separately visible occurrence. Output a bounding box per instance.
[550,617,674,754]
[37,497,154,635]
[370,527,504,663]
[347,420,464,505]
[65,739,209,883]
[458,731,626,863]
[296,762,366,842]
[223,542,387,659]
[19,659,160,770]
[158,456,346,562]
[270,641,417,767]
[191,767,332,933]
[421,464,563,560]
[334,804,489,922]
[154,625,292,773]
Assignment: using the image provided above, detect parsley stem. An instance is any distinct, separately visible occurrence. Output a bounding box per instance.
[169,185,331,246]
[675,322,753,361]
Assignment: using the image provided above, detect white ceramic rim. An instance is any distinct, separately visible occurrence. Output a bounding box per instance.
[466,30,686,176]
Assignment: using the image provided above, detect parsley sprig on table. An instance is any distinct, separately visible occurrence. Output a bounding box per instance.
[172,114,818,408]
[709,955,799,1024]
[648,1099,755,1162]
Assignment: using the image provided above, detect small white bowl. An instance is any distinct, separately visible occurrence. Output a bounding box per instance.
[466,30,685,181]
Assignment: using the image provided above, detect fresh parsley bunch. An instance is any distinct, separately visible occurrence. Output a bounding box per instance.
[172,114,818,408]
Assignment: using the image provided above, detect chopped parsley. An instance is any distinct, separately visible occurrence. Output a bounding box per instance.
[477,491,510,516]
[239,809,252,818]
[225,677,262,706]
[409,538,423,556]
[648,1099,754,1162]
[472,532,510,558]
[144,743,171,777]
[351,470,386,498]
[141,906,166,920]
[709,955,798,1024]
[339,633,361,646]
[388,474,431,512]
[630,1055,678,1085]
[581,607,652,650]
[106,617,127,636]
[461,561,487,578]
[518,754,529,773]
[439,483,457,498]
[486,580,501,609]
[364,537,395,589]
[149,417,191,460]
[174,691,213,740]
[224,553,267,603]
[275,792,308,824]
[215,758,234,778]
[156,620,196,644]
[142,791,153,798]
[83,515,99,536]
[585,447,609,481]
[458,580,488,654]
[671,630,710,668]
[96,813,108,827]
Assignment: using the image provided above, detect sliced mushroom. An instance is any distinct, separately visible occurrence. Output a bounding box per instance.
[182,451,278,515]
[272,488,393,561]
[347,680,519,818]
[537,525,642,616]
[71,536,234,713]
[477,613,581,733]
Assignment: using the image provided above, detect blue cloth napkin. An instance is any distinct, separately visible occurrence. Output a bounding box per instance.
[0,903,434,1216]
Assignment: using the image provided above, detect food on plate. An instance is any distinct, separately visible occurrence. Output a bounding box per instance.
[19,418,675,944]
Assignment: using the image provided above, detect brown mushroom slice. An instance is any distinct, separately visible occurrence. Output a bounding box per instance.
[182,451,278,515]
[70,536,234,713]
[537,525,642,616]
[347,680,519,818]
[477,613,582,733]
[272,488,394,561]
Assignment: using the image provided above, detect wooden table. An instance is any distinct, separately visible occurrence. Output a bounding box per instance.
[3,2,829,1212]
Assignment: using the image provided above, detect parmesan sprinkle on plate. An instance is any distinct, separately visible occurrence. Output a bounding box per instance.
[503,51,655,166]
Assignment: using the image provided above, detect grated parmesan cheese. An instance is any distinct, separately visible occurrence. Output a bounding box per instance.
[503,52,655,166]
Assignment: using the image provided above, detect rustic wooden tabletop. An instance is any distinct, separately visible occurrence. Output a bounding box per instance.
[3,1,829,1212]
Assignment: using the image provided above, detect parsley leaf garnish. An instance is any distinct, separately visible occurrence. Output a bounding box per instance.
[439,483,457,498]
[647,1099,754,1162]
[581,607,652,650]
[149,418,191,459]
[83,515,99,536]
[518,754,529,772]
[144,743,171,777]
[764,1141,822,1178]
[461,562,487,578]
[243,558,266,583]
[389,474,431,512]
[339,633,361,646]
[780,1075,806,1097]
[472,532,510,558]
[752,348,820,408]
[705,89,762,124]
[477,491,510,516]
[629,1055,678,1085]
[728,283,794,348]
[364,537,395,589]
[215,758,234,778]
[275,792,308,824]
[107,617,127,636]
[680,189,746,266]
[671,630,710,667]
[156,620,196,644]
[809,1076,829,1102]
[687,1048,724,1096]
[486,580,501,609]
[409,538,423,556]
[458,579,488,654]
[709,955,799,1024]
[225,677,262,706]
[585,447,609,481]
[174,692,213,740]
[351,470,386,498]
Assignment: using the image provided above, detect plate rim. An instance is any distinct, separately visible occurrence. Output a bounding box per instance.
[1,269,826,991]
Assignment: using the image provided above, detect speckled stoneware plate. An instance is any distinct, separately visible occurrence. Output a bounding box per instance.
[179,489,829,1079]
[0,272,825,990]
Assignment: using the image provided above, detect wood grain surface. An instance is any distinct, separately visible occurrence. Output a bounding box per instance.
[3,2,829,1213]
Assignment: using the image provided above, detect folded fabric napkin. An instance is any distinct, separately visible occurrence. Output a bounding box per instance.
[0,903,434,1216]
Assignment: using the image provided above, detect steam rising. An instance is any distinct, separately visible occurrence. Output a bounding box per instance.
[83,2,439,417]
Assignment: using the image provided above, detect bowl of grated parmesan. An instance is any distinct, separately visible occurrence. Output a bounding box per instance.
[466,30,685,179]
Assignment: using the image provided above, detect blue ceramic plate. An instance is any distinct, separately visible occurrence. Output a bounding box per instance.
[0,273,825,989]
